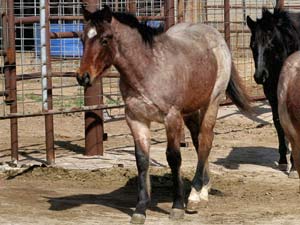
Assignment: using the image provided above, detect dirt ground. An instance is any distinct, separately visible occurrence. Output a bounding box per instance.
[1,101,300,225]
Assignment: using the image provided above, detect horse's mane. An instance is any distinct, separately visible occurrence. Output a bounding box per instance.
[259,8,300,54]
[113,12,163,45]
[89,9,163,46]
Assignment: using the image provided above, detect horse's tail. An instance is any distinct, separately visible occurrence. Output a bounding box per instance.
[226,62,252,114]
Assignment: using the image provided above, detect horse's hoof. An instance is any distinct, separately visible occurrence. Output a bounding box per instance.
[130,213,146,224]
[278,163,288,171]
[288,170,299,179]
[169,208,185,220]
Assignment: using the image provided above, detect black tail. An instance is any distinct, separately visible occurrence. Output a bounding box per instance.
[226,63,252,114]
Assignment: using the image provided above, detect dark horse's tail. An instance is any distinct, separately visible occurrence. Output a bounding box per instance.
[226,63,252,114]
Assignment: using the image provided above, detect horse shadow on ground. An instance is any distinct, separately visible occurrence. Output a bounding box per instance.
[46,175,223,217]
[214,146,282,171]
[47,175,179,216]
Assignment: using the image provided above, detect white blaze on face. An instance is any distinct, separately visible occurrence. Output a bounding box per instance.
[87,27,97,39]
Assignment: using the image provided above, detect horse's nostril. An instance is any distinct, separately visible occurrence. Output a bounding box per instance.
[76,72,90,86]
[83,72,90,84]
[262,69,269,78]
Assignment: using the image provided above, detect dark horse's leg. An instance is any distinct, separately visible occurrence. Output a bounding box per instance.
[186,102,219,210]
[164,108,185,219]
[126,112,151,224]
[266,93,295,175]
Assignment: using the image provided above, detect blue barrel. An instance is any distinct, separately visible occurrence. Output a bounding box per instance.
[35,23,83,57]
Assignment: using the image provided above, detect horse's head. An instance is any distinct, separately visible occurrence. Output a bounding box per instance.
[247,8,293,85]
[77,5,116,87]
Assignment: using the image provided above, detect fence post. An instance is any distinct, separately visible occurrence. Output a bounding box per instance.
[83,0,104,156]
[40,0,55,165]
[177,0,184,23]
[276,0,285,9]
[7,0,18,163]
[224,0,231,49]
[127,0,136,14]
[164,0,175,30]
[2,0,12,104]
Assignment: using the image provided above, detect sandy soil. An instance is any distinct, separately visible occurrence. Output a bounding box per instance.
[1,101,300,225]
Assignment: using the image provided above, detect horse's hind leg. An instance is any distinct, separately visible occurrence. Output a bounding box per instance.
[126,112,151,224]
[290,139,300,180]
[183,111,201,150]
[187,102,219,210]
[165,108,185,219]
[272,106,296,177]
[269,98,290,171]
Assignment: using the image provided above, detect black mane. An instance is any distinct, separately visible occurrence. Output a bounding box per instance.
[113,12,163,45]
[89,9,163,46]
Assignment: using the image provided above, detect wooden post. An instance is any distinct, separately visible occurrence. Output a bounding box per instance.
[276,0,285,9]
[127,0,136,14]
[7,0,18,163]
[224,0,231,49]
[164,0,175,30]
[177,0,184,23]
[84,78,104,156]
[82,0,104,156]
[41,0,55,165]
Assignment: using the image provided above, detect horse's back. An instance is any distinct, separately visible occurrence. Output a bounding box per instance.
[166,22,227,50]
[278,51,300,140]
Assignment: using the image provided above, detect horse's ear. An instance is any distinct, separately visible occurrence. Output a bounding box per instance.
[101,5,112,23]
[247,16,256,32]
[82,3,92,21]
[262,8,273,20]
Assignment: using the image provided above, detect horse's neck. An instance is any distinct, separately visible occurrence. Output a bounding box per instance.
[112,19,157,92]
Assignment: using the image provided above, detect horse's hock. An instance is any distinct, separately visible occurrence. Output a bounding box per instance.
[0,0,299,163]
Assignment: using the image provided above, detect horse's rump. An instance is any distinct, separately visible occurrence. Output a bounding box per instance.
[278,51,300,137]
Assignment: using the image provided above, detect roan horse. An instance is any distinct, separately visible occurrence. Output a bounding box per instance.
[247,8,300,177]
[77,5,251,224]
[278,51,300,180]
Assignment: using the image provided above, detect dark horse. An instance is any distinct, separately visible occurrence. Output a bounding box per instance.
[247,8,300,177]
[77,6,251,224]
[278,51,300,180]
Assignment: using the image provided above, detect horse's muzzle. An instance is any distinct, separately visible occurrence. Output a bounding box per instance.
[76,72,91,87]
[254,69,268,84]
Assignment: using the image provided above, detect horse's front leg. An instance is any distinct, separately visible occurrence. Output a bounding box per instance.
[164,108,185,220]
[126,112,151,224]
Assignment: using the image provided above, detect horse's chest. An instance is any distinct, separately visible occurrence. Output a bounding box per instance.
[125,96,165,123]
